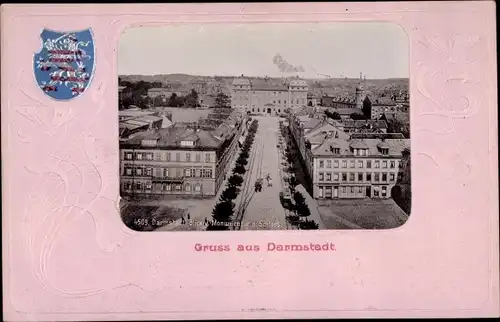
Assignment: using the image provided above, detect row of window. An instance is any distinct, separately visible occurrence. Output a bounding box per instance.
[123,167,213,178]
[124,151,212,163]
[318,171,398,183]
[318,185,389,198]
[123,182,203,193]
[318,159,398,169]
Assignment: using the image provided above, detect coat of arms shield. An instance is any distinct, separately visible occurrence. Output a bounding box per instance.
[33,29,95,100]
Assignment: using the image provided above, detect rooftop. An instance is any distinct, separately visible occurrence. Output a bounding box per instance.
[121,126,222,149]
[312,136,410,157]
[338,119,388,129]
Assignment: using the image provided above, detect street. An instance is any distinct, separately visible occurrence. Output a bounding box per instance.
[236,116,288,230]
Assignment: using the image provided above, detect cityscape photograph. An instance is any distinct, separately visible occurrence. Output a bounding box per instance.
[118,23,411,231]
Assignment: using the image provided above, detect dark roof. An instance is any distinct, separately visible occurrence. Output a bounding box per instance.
[329,107,363,115]
[250,79,288,91]
[350,133,405,140]
[383,111,410,123]
[121,127,221,149]
[312,137,410,157]
[339,119,388,129]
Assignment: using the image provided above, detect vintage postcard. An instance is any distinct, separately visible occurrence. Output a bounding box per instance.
[2,2,498,320]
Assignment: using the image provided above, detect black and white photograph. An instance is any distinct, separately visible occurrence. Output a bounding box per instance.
[118,23,411,232]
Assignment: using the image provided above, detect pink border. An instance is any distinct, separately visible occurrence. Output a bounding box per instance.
[2,2,498,320]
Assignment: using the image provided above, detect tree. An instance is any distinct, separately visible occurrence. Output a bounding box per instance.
[293,191,311,221]
[234,164,246,175]
[168,93,178,107]
[190,89,199,101]
[239,151,249,159]
[362,96,372,119]
[184,96,198,108]
[214,92,230,108]
[220,186,239,202]
[228,174,244,187]
[236,157,248,167]
[208,200,235,231]
[299,219,319,230]
[350,113,366,120]
[325,110,341,120]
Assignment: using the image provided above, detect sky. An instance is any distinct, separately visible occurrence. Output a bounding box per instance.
[118,22,409,79]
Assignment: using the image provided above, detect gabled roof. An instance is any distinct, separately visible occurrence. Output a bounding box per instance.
[122,127,221,149]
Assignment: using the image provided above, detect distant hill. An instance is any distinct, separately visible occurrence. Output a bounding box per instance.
[119,74,409,98]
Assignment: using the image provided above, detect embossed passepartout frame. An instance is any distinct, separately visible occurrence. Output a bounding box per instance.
[2,2,498,320]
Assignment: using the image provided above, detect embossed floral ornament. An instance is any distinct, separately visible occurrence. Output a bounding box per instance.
[416,33,482,119]
[33,29,95,100]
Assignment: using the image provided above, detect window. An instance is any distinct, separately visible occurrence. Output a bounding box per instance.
[146,182,152,190]
[284,100,287,104]
[358,187,363,193]
[327,160,332,168]
[146,167,152,176]
[390,161,395,168]
[342,173,347,182]
[390,173,395,181]
[125,182,132,190]
[342,187,347,193]
[334,160,339,168]
[136,182,143,190]
[319,172,324,181]
[326,173,332,181]
[382,161,388,168]
[136,153,143,160]
[359,149,364,156]
[163,168,168,177]
[375,172,380,181]
[278,100,281,104]
[349,173,355,181]
[334,173,339,181]
[166,153,171,161]
[164,184,171,191]
[381,186,387,197]
[358,160,363,168]
[185,169,191,177]
[205,153,211,162]
[258,108,260,112]
[186,153,191,162]
[374,188,379,197]
[196,153,201,162]
[366,160,372,168]
[342,161,347,168]
[319,160,324,168]
[175,185,181,191]
[366,173,372,182]
[202,169,212,178]
[125,168,132,176]
[350,187,355,193]
[333,148,340,154]
[194,184,201,192]
[353,149,358,156]
[382,173,387,182]
[185,184,191,192]
[358,173,363,182]
[176,152,180,162]
[375,161,380,168]
[350,160,355,168]
[146,153,153,160]
[136,168,143,176]
[125,153,133,160]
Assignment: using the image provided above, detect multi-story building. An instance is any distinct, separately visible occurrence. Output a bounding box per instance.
[370,97,409,120]
[289,110,410,200]
[119,114,246,198]
[320,73,366,110]
[311,136,410,199]
[231,76,308,115]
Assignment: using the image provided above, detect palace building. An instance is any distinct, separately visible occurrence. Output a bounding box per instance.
[231,76,308,115]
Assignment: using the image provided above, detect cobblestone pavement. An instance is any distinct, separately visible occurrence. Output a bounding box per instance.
[238,116,288,231]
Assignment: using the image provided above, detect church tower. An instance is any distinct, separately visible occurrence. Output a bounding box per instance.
[355,72,366,109]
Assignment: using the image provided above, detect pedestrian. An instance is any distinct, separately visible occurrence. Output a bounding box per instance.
[204,217,208,225]
[181,216,185,224]
[188,213,191,220]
